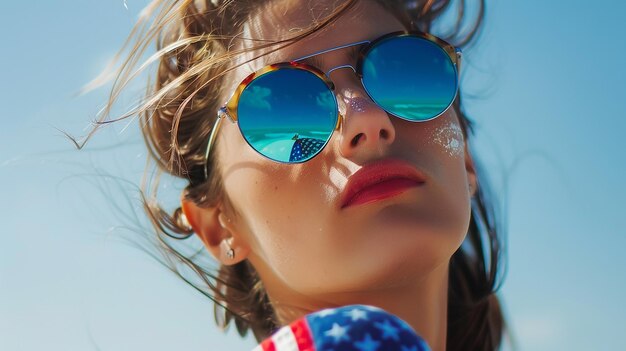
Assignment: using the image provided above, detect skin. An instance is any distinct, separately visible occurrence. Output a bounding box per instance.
[181,1,477,350]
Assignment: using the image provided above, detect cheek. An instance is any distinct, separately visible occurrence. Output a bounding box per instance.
[225,167,348,291]
[217,124,342,282]
[421,113,472,244]
[217,122,294,234]
[427,114,465,159]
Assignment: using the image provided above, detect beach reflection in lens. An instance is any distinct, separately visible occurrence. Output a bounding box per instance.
[362,36,458,121]
[238,68,338,162]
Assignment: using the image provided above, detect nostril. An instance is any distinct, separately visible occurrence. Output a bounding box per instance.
[351,133,363,147]
[380,129,389,139]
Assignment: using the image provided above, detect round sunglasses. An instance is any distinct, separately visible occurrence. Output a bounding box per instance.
[203,30,462,180]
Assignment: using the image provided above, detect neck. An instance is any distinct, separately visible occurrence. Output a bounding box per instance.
[268,261,450,351]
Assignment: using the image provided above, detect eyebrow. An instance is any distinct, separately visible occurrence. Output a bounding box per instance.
[292,44,366,72]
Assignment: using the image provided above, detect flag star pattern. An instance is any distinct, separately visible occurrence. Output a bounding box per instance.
[344,307,368,322]
[374,319,401,341]
[324,323,351,344]
[317,308,338,318]
[353,333,380,351]
[289,137,326,162]
[253,304,431,351]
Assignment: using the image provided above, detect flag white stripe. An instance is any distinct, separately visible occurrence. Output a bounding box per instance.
[271,325,299,351]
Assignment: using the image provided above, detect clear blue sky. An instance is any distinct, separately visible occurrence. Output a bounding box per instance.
[1,1,624,350]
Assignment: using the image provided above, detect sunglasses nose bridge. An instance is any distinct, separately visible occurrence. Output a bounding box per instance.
[325,64,356,77]
[324,65,358,134]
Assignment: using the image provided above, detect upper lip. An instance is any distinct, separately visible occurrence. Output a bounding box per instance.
[340,158,427,209]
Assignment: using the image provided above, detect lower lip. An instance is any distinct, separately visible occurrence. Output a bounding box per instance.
[342,178,424,209]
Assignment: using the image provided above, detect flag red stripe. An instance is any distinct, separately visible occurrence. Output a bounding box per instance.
[259,336,276,351]
[291,318,315,351]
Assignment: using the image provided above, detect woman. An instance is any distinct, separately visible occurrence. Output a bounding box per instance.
[71,0,511,350]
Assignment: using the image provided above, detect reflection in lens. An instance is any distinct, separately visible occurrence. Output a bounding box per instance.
[362,35,457,121]
[238,68,337,162]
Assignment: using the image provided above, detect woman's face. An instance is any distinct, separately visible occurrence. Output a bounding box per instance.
[202,0,476,305]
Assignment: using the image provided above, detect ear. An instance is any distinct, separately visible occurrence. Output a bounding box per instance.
[464,140,478,198]
[180,193,250,265]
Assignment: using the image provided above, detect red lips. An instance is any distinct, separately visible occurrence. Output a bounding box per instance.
[340,158,426,209]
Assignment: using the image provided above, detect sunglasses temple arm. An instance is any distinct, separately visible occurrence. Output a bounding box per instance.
[203,109,227,180]
[455,48,462,77]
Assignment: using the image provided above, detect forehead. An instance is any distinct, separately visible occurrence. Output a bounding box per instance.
[248,0,404,61]
[218,0,406,102]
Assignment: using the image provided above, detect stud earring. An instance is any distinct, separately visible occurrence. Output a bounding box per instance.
[179,211,192,230]
[226,246,235,259]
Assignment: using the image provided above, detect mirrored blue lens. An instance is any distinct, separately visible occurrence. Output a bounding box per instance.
[237,68,337,163]
[362,35,458,121]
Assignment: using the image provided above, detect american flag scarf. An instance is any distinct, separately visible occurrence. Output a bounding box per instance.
[252,304,430,351]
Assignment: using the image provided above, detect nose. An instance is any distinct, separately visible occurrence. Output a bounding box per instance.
[334,85,396,162]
